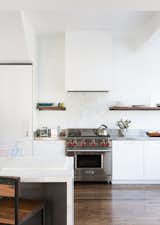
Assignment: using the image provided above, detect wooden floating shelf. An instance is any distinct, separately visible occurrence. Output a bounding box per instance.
[38,106,66,111]
[109,106,160,111]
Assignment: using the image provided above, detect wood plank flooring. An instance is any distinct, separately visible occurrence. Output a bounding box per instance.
[74,183,160,225]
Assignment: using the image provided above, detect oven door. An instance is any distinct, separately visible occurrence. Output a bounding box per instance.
[74,153,108,182]
[75,153,103,169]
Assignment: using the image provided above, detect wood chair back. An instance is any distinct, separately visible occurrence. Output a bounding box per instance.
[0,176,20,225]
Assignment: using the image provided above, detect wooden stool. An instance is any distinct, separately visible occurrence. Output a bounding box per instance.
[0,176,45,225]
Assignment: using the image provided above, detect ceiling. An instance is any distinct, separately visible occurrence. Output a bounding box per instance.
[24,11,157,35]
[0,0,159,36]
[0,0,160,11]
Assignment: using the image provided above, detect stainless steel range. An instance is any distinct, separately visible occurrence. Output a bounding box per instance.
[65,129,112,183]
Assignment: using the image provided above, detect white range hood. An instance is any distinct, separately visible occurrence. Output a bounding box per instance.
[65,30,112,92]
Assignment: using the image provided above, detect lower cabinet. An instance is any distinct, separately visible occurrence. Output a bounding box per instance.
[33,140,65,158]
[112,141,143,180]
[143,142,160,180]
[19,139,33,156]
[112,140,160,183]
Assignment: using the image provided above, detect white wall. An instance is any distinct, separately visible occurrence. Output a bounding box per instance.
[111,34,160,129]
[21,11,39,131]
[0,12,30,61]
[37,32,160,130]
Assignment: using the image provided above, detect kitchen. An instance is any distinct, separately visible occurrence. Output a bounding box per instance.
[1,8,160,225]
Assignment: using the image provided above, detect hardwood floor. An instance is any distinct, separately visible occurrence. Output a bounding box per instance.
[74,183,160,225]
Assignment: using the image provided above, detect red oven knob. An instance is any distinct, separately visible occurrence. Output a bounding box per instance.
[104,141,109,147]
[67,142,71,147]
[73,140,77,147]
[100,140,105,147]
[80,140,87,147]
[67,140,74,148]
[92,142,96,147]
[79,141,83,147]
[90,140,96,147]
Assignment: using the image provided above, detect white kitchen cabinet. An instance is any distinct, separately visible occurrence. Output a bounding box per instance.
[0,64,33,156]
[112,141,143,180]
[33,141,65,159]
[65,31,112,91]
[143,141,160,180]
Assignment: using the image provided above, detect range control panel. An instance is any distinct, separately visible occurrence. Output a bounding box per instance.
[66,138,112,151]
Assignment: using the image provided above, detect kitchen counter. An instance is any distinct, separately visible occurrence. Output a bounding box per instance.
[111,135,160,141]
[34,137,65,141]
[0,157,74,225]
[110,129,160,141]
[34,129,160,141]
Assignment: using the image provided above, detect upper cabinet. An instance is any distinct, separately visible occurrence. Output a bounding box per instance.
[0,64,33,142]
[65,31,112,92]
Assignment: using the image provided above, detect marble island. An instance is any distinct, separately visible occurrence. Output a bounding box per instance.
[0,157,74,225]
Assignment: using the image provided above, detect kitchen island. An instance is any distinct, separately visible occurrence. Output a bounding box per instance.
[0,157,74,225]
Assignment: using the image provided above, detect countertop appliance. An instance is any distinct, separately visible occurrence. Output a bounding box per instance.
[65,129,112,183]
[36,127,51,138]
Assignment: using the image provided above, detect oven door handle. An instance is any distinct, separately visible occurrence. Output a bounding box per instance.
[101,154,104,169]
[74,154,78,169]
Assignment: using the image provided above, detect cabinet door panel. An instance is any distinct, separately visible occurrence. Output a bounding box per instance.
[33,141,65,158]
[112,141,143,180]
[0,65,32,144]
[144,142,160,179]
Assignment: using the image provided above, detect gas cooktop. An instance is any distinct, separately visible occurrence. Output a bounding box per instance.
[67,129,110,138]
[66,129,111,151]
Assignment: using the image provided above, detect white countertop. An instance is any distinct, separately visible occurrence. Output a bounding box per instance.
[34,137,65,141]
[110,129,160,141]
[0,157,74,182]
[111,135,160,141]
